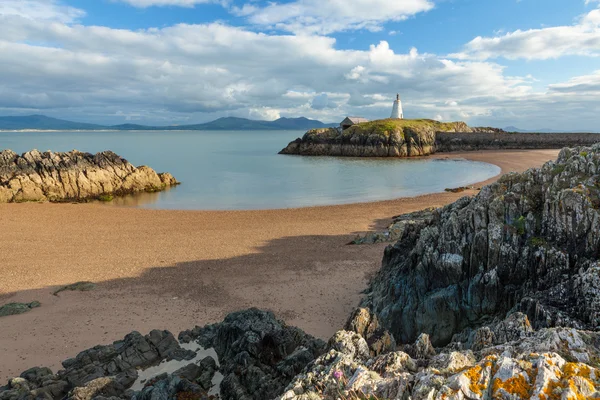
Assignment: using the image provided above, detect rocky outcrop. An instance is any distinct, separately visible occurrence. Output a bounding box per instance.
[364,143,600,348]
[0,149,178,203]
[280,119,470,157]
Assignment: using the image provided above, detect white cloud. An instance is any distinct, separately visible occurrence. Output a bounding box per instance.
[0,11,600,130]
[452,7,600,60]
[0,0,84,23]
[239,0,434,34]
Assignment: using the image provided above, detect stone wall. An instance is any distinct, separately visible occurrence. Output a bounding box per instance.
[436,132,600,152]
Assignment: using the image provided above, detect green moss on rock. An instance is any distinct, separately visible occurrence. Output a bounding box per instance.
[0,301,41,317]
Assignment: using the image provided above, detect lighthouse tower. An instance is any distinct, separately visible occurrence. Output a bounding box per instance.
[390,94,404,119]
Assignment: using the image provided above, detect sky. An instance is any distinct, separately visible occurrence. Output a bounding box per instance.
[0,0,599,130]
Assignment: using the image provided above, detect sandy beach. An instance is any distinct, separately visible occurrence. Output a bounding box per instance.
[0,149,558,380]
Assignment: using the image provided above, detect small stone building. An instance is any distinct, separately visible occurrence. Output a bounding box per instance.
[340,116,369,130]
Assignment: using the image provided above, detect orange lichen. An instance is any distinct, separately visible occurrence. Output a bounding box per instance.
[464,365,487,395]
[540,378,562,400]
[562,363,592,380]
[540,363,598,400]
[492,373,532,398]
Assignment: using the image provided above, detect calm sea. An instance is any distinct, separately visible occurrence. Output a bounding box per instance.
[0,130,500,210]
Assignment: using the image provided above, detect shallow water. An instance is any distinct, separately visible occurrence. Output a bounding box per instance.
[0,130,500,210]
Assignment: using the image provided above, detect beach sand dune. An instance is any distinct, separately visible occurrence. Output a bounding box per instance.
[0,150,558,380]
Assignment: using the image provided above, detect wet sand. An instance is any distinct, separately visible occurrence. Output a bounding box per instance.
[0,149,558,380]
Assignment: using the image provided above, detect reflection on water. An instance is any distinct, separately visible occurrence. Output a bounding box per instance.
[0,130,501,210]
[92,186,178,207]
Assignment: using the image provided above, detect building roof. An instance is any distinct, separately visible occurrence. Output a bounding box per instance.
[341,116,369,124]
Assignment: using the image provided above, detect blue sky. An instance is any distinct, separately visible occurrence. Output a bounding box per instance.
[0,0,599,130]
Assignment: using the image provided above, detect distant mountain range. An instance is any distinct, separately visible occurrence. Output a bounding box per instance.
[0,115,338,131]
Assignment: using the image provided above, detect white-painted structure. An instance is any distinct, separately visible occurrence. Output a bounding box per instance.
[390,94,404,119]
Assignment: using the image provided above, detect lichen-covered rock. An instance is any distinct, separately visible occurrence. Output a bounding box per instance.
[364,144,600,347]
[0,149,178,203]
[280,324,600,400]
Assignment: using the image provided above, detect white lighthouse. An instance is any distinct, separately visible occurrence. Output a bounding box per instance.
[390,94,404,119]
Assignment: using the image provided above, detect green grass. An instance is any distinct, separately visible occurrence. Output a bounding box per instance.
[342,118,467,138]
[581,151,589,157]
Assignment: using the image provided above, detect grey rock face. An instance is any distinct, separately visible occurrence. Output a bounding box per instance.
[0,149,178,203]
[364,144,600,346]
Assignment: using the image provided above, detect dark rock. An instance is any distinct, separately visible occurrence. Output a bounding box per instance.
[196,357,217,391]
[186,308,326,400]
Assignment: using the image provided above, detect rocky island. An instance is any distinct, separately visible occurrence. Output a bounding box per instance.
[4,144,600,399]
[280,118,600,157]
[0,149,178,203]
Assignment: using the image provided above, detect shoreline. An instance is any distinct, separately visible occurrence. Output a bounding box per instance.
[0,149,559,380]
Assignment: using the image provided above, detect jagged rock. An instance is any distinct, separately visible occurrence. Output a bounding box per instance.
[182,309,326,400]
[364,144,600,346]
[197,357,217,391]
[0,149,178,203]
[344,308,396,356]
[401,333,436,360]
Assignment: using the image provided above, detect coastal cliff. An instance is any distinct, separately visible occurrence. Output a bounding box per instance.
[280,119,600,157]
[4,145,600,399]
[279,119,470,157]
[0,149,178,203]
